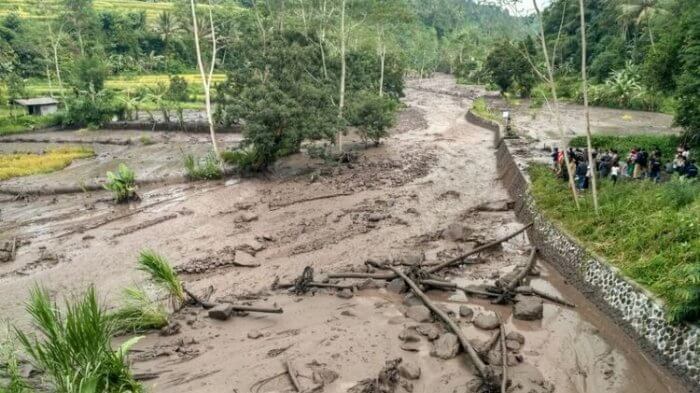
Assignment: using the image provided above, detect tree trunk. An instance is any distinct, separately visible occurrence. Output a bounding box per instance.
[52,40,67,112]
[190,0,220,156]
[578,0,599,214]
[45,64,53,98]
[337,0,347,152]
[379,44,385,97]
[533,0,579,209]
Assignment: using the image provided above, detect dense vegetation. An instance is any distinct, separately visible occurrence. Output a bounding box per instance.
[482,0,700,144]
[530,163,700,323]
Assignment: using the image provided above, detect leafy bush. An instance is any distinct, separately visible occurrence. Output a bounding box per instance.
[103,163,138,203]
[71,56,108,92]
[62,90,122,129]
[529,164,700,323]
[137,249,184,309]
[0,114,62,136]
[183,152,222,180]
[483,39,536,96]
[166,75,189,102]
[110,287,168,335]
[347,91,397,145]
[15,286,143,393]
[569,134,683,161]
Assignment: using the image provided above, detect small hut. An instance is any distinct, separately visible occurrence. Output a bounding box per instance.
[14,97,59,116]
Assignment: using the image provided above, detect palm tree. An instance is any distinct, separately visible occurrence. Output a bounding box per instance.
[154,11,180,72]
[618,0,667,48]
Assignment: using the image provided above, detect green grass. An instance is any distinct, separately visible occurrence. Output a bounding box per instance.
[103,163,137,202]
[183,152,222,180]
[530,164,700,323]
[0,146,94,181]
[110,287,168,335]
[0,333,31,393]
[0,114,62,136]
[137,250,184,308]
[472,97,500,123]
[569,134,688,161]
[15,286,142,393]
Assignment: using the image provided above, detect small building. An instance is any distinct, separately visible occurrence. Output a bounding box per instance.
[14,97,59,116]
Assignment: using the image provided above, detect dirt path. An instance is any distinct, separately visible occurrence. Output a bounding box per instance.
[0,76,687,392]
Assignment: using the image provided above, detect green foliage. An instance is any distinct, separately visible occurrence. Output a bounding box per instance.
[0,113,61,136]
[103,163,137,203]
[483,40,536,96]
[165,75,189,102]
[62,89,122,128]
[0,336,31,393]
[674,3,700,146]
[137,249,184,307]
[71,56,108,92]
[529,164,700,323]
[15,286,142,393]
[347,91,397,145]
[471,97,499,122]
[110,287,168,334]
[183,152,222,180]
[569,134,683,161]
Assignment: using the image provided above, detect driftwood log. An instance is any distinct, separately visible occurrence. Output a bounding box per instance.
[493,248,537,304]
[497,313,508,393]
[369,262,499,388]
[328,224,533,281]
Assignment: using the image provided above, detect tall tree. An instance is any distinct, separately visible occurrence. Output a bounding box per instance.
[579,0,599,213]
[189,0,220,156]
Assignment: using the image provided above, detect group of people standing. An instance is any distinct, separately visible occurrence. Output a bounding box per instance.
[551,144,697,190]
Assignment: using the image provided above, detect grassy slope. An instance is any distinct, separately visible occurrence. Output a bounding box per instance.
[530,164,700,322]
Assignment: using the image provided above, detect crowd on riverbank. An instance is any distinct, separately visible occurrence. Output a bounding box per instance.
[551,145,697,190]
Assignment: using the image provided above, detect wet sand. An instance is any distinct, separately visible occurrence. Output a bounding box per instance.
[0,75,689,392]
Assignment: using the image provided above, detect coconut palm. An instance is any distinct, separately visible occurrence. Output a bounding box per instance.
[154,11,180,72]
[618,0,668,48]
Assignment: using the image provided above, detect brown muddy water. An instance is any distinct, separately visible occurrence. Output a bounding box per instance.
[0,75,688,392]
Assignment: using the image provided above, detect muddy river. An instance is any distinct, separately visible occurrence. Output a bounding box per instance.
[0,75,689,392]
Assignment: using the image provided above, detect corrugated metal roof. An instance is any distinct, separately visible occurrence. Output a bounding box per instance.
[14,97,59,106]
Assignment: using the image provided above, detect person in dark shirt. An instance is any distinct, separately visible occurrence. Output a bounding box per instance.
[649,156,662,183]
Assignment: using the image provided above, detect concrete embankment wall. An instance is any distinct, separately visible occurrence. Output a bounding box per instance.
[466,108,700,390]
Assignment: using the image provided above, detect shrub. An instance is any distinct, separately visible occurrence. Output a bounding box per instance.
[62,90,122,129]
[15,286,142,393]
[103,164,138,203]
[347,91,397,145]
[166,75,189,102]
[471,97,499,122]
[137,249,184,309]
[183,152,222,180]
[110,287,168,335]
[0,335,30,393]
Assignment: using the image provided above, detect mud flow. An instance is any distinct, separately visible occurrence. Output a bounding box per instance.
[0,75,688,393]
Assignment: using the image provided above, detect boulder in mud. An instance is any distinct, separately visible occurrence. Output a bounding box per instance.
[506,331,525,345]
[0,250,12,263]
[388,278,407,293]
[247,330,264,339]
[487,349,518,366]
[313,368,339,385]
[406,305,432,323]
[473,312,499,330]
[459,305,474,319]
[401,252,424,266]
[398,361,421,380]
[513,297,543,321]
[416,323,441,340]
[337,288,354,299]
[159,321,181,336]
[507,363,555,393]
[208,304,233,321]
[431,332,460,359]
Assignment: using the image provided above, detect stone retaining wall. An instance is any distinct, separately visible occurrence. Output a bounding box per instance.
[492,134,700,390]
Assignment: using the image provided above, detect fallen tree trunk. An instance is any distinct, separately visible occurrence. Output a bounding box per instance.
[328,224,531,281]
[497,313,508,393]
[493,248,537,304]
[184,286,216,309]
[224,304,284,314]
[427,223,533,275]
[420,279,501,298]
[527,287,575,308]
[274,281,355,290]
[370,262,498,387]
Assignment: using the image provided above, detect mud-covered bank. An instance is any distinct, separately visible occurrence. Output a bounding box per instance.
[492,131,700,391]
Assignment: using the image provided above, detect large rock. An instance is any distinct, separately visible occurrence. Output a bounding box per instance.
[459,305,474,319]
[506,331,525,345]
[473,312,499,330]
[513,297,543,321]
[416,323,441,340]
[388,278,407,293]
[402,252,424,266]
[398,361,421,380]
[406,305,432,323]
[431,333,460,359]
[208,304,233,321]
